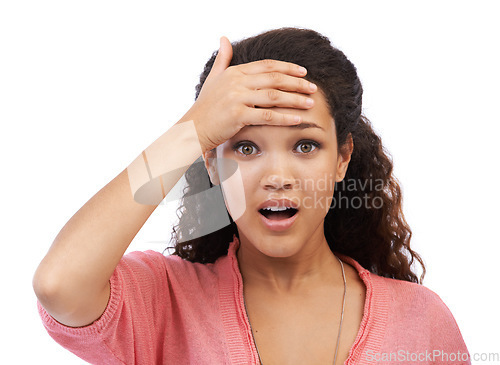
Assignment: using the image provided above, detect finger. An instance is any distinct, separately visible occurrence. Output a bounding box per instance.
[244,89,314,109]
[245,72,317,95]
[238,58,307,77]
[243,107,303,127]
[209,36,233,77]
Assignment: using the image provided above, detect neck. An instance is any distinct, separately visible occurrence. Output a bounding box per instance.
[235,231,342,295]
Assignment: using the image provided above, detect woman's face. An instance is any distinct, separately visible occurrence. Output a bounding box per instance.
[204,89,352,258]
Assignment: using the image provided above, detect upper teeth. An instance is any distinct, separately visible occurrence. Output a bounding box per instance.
[262,206,291,211]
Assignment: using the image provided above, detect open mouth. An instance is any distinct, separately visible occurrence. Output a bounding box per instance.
[258,208,298,220]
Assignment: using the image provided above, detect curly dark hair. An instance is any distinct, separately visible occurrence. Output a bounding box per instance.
[163,27,426,284]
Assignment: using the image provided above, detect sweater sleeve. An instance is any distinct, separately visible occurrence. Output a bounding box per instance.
[36,250,169,365]
[424,288,471,364]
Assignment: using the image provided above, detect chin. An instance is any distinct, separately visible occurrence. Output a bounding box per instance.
[253,235,304,258]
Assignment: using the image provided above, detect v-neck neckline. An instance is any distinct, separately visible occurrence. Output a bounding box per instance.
[218,234,389,365]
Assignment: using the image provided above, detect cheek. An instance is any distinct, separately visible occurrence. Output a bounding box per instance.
[299,167,336,215]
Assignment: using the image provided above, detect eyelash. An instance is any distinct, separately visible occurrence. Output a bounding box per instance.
[232,140,321,157]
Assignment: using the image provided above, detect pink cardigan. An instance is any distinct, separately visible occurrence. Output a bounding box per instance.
[37,235,471,364]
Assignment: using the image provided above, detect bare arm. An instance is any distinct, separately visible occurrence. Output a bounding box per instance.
[32,118,202,327]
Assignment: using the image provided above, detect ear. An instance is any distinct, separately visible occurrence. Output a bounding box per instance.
[335,133,354,182]
[202,148,221,186]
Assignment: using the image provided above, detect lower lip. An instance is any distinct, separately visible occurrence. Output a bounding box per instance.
[259,211,299,232]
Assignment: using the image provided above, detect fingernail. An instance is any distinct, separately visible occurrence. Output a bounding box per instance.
[310,83,317,91]
[299,66,307,74]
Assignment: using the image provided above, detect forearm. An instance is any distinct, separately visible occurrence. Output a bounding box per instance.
[33,119,202,311]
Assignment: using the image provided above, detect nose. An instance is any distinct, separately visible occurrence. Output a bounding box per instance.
[260,155,296,191]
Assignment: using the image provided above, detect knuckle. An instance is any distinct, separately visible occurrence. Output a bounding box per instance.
[226,89,239,103]
[226,73,239,86]
[230,104,243,119]
[225,68,240,83]
[262,109,273,122]
[269,72,282,82]
[225,66,237,76]
[267,89,279,101]
[262,59,276,69]
[299,78,307,89]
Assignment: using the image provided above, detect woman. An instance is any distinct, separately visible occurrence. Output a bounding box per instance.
[34,27,470,364]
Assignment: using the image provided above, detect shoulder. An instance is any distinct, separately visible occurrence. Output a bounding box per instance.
[338,254,469,355]
[119,249,220,286]
[379,275,451,317]
[375,275,469,350]
[377,275,454,321]
[338,254,461,327]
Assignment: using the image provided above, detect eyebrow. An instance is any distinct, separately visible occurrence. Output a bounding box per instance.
[245,121,325,131]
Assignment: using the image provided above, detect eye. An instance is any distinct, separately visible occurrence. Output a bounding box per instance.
[234,142,257,156]
[296,141,319,154]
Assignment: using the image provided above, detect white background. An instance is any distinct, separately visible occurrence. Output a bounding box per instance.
[1,1,499,363]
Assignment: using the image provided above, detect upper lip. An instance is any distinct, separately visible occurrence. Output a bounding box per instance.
[257,198,300,211]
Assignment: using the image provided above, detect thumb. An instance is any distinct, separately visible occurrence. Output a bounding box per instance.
[210,36,233,76]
